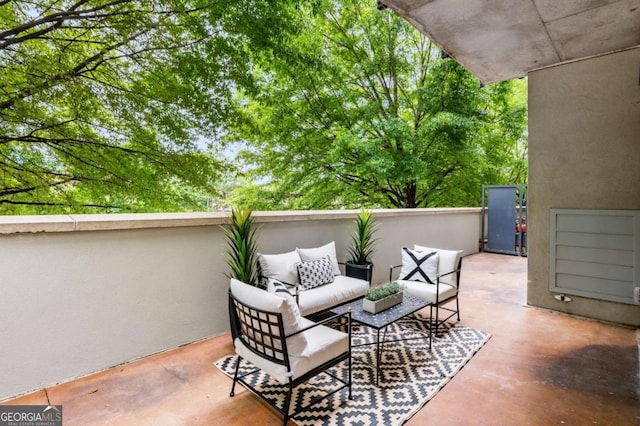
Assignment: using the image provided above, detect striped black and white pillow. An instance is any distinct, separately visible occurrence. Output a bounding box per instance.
[267,278,294,298]
[399,247,439,284]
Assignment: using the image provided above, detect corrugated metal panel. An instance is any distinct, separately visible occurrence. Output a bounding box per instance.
[550,209,639,305]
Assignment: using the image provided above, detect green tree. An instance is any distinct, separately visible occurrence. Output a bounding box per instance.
[229,0,527,209]
[0,0,303,214]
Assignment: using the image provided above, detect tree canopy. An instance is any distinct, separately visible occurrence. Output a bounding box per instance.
[0,0,304,213]
[228,0,527,209]
[0,0,527,214]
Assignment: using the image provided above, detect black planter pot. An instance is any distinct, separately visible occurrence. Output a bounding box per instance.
[345,261,373,284]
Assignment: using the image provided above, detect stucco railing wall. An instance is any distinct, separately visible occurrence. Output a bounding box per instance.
[0,208,480,400]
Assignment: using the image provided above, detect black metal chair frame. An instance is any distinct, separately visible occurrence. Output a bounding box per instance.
[389,257,462,348]
[229,291,352,426]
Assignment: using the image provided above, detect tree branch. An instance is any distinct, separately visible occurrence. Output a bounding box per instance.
[0,199,120,209]
[0,0,129,49]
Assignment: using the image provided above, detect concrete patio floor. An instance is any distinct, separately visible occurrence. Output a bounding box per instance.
[2,252,639,425]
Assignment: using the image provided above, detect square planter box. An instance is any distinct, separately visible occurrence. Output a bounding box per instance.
[363,291,403,314]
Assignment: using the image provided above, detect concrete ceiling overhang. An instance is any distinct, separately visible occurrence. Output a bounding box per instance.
[380,0,640,83]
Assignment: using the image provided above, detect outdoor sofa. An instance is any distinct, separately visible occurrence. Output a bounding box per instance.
[258,241,370,317]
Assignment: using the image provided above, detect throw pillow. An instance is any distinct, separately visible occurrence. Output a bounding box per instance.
[296,241,341,275]
[399,247,439,284]
[267,279,298,312]
[267,278,294,298]
[414,245,463,287]
[297,256,335,290]
[258,250,301,285]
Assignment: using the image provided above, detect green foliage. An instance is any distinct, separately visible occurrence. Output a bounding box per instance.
[0,0,304,214]
[0,0,526,213]
[348,209,378,265]
[223,208,260,286]
[365,281,401,301]
[229,0,528,210]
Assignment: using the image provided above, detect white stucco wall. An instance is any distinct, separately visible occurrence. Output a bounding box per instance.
[0,208,479,400]
[528,46,640,326]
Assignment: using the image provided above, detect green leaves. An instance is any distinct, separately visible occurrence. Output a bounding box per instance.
[0,0,527,213]
[222,208,260,286]
[0,0,304,213]
[347,209,378,265]
[229,0,528,210]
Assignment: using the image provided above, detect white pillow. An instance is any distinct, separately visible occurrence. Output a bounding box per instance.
[258,250,301,285]
[297,256,335,290]
[297,241,341,275]
[232,278,308,357]
[399,247,439,284]
[414,245,463,287]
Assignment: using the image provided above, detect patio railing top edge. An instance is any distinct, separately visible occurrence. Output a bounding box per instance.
[0,207,481,235]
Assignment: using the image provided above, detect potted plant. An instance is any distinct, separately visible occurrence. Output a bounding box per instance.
[363,281,403,314]
[346,209,378,283]
[222,208,260,287]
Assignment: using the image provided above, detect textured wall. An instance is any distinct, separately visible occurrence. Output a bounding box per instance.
[528,47,640,325]
[0,208,480,400]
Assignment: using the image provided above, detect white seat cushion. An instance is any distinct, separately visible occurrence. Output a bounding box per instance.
[297,275,369,317]
[235,317,348,384]
[414,245,463,287]
[234,337,290,383]
[397,279,457,305]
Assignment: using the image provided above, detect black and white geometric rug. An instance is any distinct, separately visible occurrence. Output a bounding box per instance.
[215,314,490,425]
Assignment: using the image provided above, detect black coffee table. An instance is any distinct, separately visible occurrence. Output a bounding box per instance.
[331,293,432,385]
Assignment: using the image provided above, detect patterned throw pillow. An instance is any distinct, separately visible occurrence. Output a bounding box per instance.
[297,256,335,290]
[399,247,439,284]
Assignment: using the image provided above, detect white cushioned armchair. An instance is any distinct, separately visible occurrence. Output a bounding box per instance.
[389,245,463,347]
[228,279,352,425]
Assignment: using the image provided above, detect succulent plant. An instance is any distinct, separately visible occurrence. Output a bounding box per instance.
[365,281,401,301]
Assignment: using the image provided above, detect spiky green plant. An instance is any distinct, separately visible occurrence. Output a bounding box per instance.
[222,208,260,286]
[347,209,378,265]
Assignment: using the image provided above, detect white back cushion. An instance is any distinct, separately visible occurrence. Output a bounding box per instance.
[297,241,341,275]
[258,250,302,285]
[231,278,282,311]
[231,278,308,357]
[414,245,463,287]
